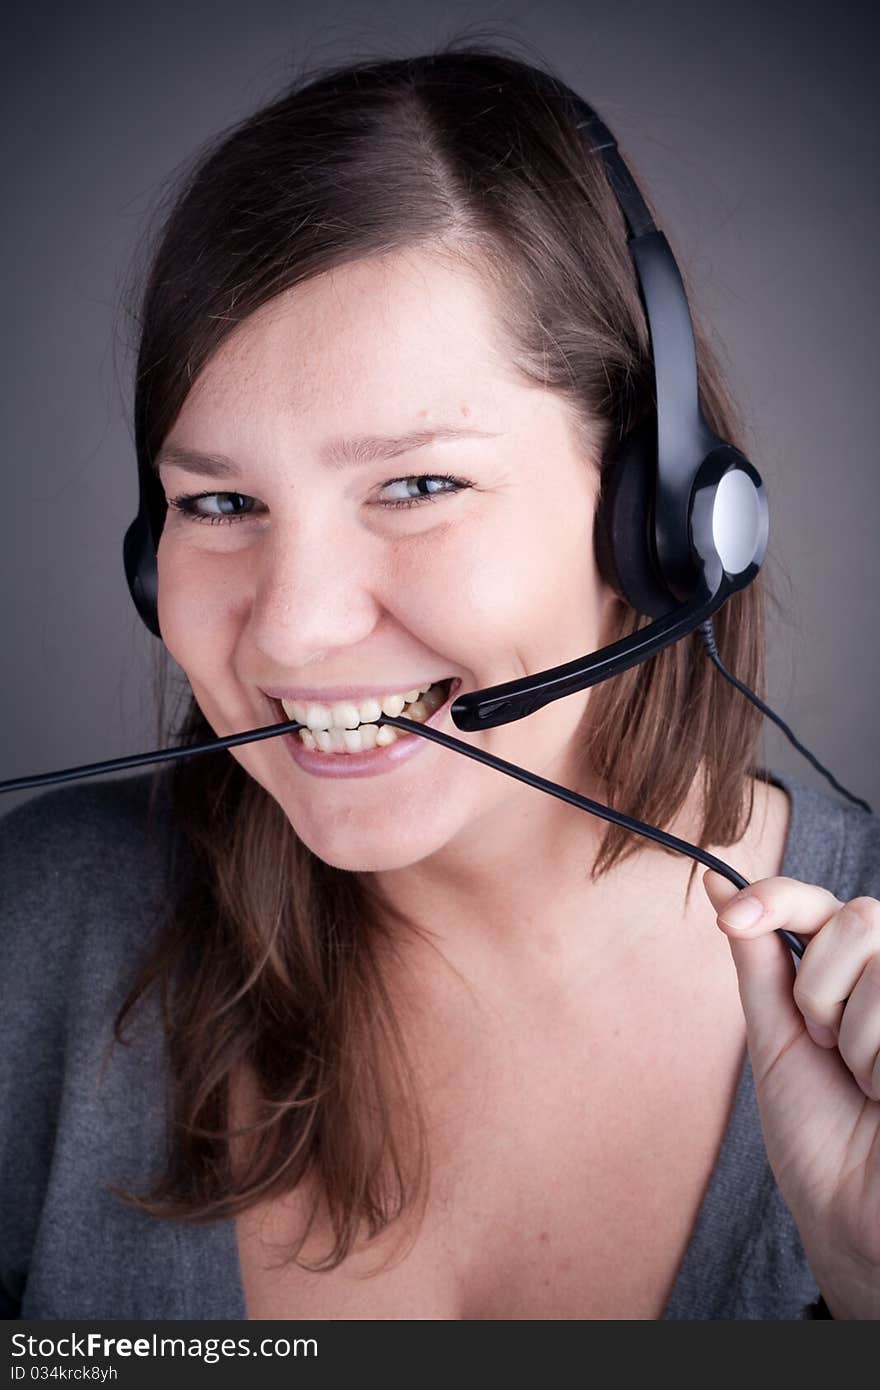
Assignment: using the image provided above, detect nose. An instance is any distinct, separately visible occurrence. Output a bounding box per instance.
[246,514,382,669]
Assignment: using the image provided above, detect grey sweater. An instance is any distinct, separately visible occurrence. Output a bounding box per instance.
[1,764,878,1320]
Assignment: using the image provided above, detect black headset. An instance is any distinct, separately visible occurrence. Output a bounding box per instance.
[7,69,872,965]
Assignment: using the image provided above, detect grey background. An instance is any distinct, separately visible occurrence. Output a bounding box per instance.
[2,0,878,819]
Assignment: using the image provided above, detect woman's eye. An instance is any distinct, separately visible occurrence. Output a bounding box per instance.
[167,474,470,526]
[166,492,258,526]
[374,473,470,509]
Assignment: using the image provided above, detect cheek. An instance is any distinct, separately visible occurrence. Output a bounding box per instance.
[413,492,600,647]
[379,516,521,652]
[156,536,238,674]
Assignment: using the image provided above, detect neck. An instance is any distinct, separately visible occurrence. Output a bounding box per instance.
[369,762,711,1004]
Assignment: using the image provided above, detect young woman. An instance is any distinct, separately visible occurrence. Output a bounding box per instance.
[2,45,878,1321]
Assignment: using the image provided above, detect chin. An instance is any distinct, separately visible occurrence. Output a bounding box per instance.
[292,826,437,875]
[242,752,456,871]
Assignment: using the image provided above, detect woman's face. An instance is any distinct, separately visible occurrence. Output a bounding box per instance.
[156,247,619,873]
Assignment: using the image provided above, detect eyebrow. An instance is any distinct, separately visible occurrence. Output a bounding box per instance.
[154,425,500,478]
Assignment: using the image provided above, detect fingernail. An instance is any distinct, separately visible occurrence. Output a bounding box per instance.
[718,895,764,930]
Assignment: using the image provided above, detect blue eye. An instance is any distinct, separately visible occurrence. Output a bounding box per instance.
[167,474,470,525]
[167,492,256,526]
[377,474,469,509]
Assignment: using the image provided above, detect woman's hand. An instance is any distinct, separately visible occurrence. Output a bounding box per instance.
[702,870,880,1320]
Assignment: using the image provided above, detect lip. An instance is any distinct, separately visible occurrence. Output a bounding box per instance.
[271,678,461,780]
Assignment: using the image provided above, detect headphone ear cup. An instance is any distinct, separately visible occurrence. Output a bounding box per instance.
[123,509,161,639]
[593,423,677,620]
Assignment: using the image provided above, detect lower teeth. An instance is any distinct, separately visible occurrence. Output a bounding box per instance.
[297,681,449,755]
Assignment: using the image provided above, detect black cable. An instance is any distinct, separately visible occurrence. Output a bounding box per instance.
[697,620,873,815]
[375,710,807,961]
[0,705,807,962]
[12,622,871,966]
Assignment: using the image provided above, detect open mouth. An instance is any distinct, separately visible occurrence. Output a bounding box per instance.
[275,677,457,755]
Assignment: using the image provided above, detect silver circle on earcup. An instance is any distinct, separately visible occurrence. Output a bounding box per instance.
[711,468,763,575]
[689,447,769,591]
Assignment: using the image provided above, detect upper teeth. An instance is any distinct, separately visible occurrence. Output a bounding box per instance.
[280,682,442,731]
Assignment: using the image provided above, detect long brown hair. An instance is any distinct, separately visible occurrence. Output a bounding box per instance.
[112,38,782,1271]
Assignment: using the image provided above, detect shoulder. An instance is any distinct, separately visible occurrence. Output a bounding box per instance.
[0,767,177,1000]
[758,767,880,902]
[0,765,173,871]
[0,769,177,1317]
[0,765,175,877]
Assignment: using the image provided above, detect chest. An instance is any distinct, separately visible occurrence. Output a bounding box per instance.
[235,985,747,1320]
[236,781,788,1318]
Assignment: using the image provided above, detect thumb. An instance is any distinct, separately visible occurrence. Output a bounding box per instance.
[701,869,802,1070]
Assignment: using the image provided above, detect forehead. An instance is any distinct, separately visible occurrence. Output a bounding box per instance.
[176,248,521,432]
